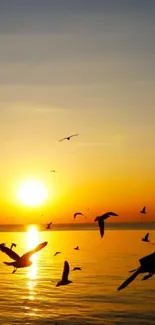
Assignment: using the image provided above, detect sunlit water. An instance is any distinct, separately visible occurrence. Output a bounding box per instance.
[0,226,155,324]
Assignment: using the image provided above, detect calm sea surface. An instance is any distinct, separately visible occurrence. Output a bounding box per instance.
[0,224,155,325]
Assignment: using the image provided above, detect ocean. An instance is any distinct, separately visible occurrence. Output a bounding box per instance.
[0,223,155,325]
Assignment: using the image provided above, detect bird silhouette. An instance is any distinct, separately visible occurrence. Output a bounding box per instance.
[46,222,52,229]
[59,134,79,142]
[94,212,118,238]
[0,242,47,273]
[117,252,155,291]
[140,206,146,214]
[54,251,61,257]
[74,212,84,219]
[142,233,150,243]
[56,261,73,287]
[73,267,82,271]
[10,243,16,250]
[74,246,79,250]
[0,243,5,248]
[50,170,56,173]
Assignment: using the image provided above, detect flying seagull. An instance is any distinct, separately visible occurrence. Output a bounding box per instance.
[59,134,79,142]
[94,212,118,238]
[73,267,82,271]
[142,233,150,243]
[50,170,56,173]
[10,243,16,250]
[74,246,79,250]
[46,222,52,230]
[54,251,61,257]
[117,251,155,291]
[56,261,73,287]
[140,206,146,214]
[0,242,47,273]
[74,212,84,219]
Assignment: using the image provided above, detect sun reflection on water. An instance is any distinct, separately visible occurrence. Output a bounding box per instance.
[26,225,40,316]
[26,225,39,280]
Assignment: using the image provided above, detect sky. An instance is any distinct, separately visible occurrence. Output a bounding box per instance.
[0,0,155,224]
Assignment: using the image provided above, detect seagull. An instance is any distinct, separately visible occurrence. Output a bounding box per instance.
[140,206,146,214]
[73,267,82,271]
[74,246,79,250]
[10,243,16,250]
[142,233,150,243]
[54,252,61,257]
[59,134,79,142]
[46,222,52,229]
[94,212,118,238]
[117,251,155,291]
[50,170,56,173]
[74,212,84,219]
[0,242,47,274]
[56,261,73,287]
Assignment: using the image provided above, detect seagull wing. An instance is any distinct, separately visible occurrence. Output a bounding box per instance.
[145,233,149,241]
[21,242,48,261]
[94,216,100,222]
[117,269,140,291]
[141,206,146,213]
[101,212,118,220]
[62,260,69,282]
[98,218,105,238]
[59,137,67,142]
[0,246,20,261]
[74,212,83,218]
[70,133,79,138]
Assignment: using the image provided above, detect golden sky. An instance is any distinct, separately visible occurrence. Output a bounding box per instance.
[0,1,155,224]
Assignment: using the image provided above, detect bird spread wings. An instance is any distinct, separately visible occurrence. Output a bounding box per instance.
[62,261,69,282]
[20,242,48,261]
[74,212,83,218]
[94,212,118,222]
[59,134,78,142]
[0,246,20,261]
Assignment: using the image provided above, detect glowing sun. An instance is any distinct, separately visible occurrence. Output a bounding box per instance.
[17,180,48,207]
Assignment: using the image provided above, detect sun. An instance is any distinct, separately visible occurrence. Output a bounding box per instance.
[17,180,48,207]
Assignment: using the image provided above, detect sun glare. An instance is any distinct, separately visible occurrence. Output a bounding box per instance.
[17,180,48,207]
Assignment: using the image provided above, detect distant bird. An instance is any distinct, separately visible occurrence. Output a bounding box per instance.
[73,267,82,271]
[50,170,56,173]
[56,261,73,287]
[74,246,79,250]
[74,212,84,219]
[94,212,118,238]
[54,251,61,257]
[59,134,79,142]
[140,206,146,214]
[142,233,150,243]
[46,222,52,229]
[117,251,155,291]
[0,242,47,274]
[10,243,16,250]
